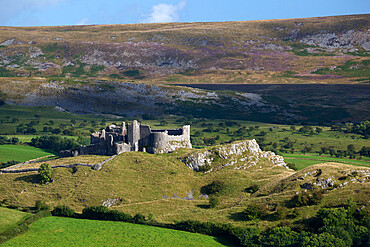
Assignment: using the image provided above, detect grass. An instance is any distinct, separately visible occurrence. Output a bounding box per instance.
[0,104,123,136]
[312,59,370,78]
[1,217,231,247]
[0,207,30,233]
[0,145,54,163]
[283,153,370,170]
[1,104,367,167]
[0,150,368,230]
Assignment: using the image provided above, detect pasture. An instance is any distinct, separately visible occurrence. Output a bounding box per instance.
[2,217,231,247]
[0,207,30,233]
[284,153,370,170]
[0,145,54,163]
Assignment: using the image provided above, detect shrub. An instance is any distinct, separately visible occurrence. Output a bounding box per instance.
[310,189,324,204]
[245,184,259,194]
[198,164,211,172]
[300,232,347,247]
[159,120,168,126]
[38,163,53,184]
[35,200,50,211]
[260,227,299,247]
[274,206,289,221]
[52,205,75,217]
[82,206,109,220]
[231,227,260,246]
[133,213,146,224]
[0,211,51,245]
[123,69,140,77]
[287,163,297,170]
[291,189,324,207]
[0,160,19,169]
[106,210,132,222]
[201,180,226,195]
[312,206,369,247]
[174,220,231,236]
[242,203,267,220]
[209,196,219,208]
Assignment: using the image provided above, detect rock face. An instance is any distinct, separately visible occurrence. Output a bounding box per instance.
[300,30,370,50]
[181,139,288,171]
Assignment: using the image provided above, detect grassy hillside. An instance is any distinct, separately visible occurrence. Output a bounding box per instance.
[0,151,369,230]
[2,217,231,247]
[0,207,30,233]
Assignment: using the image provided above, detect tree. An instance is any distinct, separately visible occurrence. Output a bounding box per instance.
[260,227,299,246]
[39,163,53,184]
[242,203,267,220]
[359,146,370,157]
[35,200,50,211]
[51,128,61,134]
[52,205,75,217]
[159,120,168,126]
[201,180,226,195]
[347,144,355,153]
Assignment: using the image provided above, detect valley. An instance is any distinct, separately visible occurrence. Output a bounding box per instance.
[0,13,369,246]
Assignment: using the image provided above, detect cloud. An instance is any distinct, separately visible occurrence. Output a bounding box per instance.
[145,1,186,23]
[76,17,89,25]
[0,0,65,25]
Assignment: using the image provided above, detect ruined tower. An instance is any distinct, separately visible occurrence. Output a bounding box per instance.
[65,121,192,157]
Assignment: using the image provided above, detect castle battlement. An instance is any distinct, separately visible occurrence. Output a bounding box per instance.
[61,120,192,157]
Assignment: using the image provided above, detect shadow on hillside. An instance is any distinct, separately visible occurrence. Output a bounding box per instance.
[14,174,39,184]
[214,236,239,247]
[195,204,210,209]
[228,212,245,222]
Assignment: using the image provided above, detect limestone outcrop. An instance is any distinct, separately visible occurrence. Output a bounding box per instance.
[181,139,288,171]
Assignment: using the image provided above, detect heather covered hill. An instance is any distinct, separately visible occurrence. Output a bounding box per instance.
[0,14,369,83]
[0,15,369,124]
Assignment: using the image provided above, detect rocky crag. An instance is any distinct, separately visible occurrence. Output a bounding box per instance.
[182,139,288,171]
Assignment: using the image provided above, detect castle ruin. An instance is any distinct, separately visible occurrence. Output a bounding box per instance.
[61,120,192,157]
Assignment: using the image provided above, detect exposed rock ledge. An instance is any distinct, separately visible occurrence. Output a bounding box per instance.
[181,139,288,171]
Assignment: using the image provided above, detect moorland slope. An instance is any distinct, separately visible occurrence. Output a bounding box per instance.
[0,15,369,124]
[0,14,368,83]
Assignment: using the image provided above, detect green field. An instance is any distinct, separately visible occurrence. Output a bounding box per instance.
[1,103,368,162]
[283,153,370,170]
[2,217,231,247]
[0,207,30,233]
[0,104,122,136]
[0,145,55,163]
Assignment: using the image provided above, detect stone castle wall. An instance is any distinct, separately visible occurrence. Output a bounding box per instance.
[61,120,192,157]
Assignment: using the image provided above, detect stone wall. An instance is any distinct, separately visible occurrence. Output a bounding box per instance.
[60,121,192,156]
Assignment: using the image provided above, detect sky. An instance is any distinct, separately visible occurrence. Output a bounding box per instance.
[0,0,369,27]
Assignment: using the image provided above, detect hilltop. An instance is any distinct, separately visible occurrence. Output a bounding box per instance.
[0,14,368,84]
